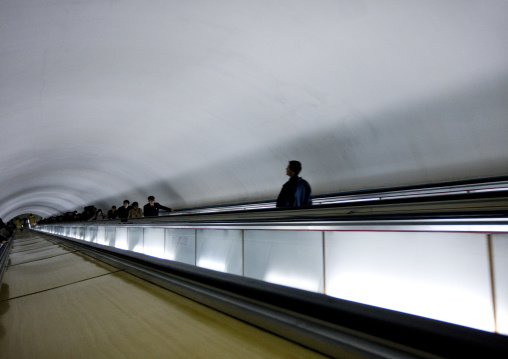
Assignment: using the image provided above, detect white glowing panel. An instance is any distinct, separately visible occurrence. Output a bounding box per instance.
[196,229,242,274]
[127,228,144,253]
[84,227,91,241]
[165,228,195,264]
[325,231,494,332]
[77,227,85,240]
[493,234,508,335]
[115,227,128,250]
[105,227,116,247]
[85,227,97,242]
[96,226,106,245]
[143,228,165,259]
[244,230,323,293]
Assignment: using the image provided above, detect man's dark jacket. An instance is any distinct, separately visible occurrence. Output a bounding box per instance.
[143,202,172,217]
[107,209,118,219]
[116,205,132,219]
[276,177,312,207]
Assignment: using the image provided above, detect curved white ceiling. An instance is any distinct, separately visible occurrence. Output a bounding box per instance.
[1,1,508,220]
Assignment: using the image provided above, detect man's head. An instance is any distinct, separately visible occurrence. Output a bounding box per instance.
[123,200,130,207]
[111,206,116,210]
[286,160,302,177]
[148,196,155,205]
[132,202,139,209]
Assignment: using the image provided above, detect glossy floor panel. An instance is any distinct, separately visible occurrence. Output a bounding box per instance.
[9,240,60,253]
[10,235,49,244]
[10,234,45,242]
[10,233,46,243]
[0,252,119,300]
[10,237,51,247]
[0,271,325,359]
[7,242,74,266]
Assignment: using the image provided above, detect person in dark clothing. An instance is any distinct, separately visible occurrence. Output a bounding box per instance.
[80,206,96,221]
[116,200,132,220]
[0,218,9,243]
[143,196,173,217]
[276,160,312,208]
[107,206,118,219]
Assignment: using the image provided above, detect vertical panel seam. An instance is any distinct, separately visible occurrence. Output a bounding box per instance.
[242,230,245,277]
[487,233,498,333]
[322,231,326,295]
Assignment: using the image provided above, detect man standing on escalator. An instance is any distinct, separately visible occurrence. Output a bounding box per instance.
[276,160,312,208]
[143,196,173,217]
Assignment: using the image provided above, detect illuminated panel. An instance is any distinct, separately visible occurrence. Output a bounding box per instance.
[127,227,144,253]
[115,227,128,250]
[196,229,242,275]
[85,227,97,242]
[77,227,85,240]
[493,234,508,335]
[143,228,165,259]
[244,230,323,293]
[165,228,195,264]
[96,227,106,245]
[325,231,494,332]
[105,227,116,247]
[84,227,91,242]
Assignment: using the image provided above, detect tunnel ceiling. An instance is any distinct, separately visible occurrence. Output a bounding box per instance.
[1,1,508,220]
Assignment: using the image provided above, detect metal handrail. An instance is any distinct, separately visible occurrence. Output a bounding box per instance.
[170,178,508,215]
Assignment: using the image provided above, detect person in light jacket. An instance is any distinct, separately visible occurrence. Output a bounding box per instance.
[128,202,143,218]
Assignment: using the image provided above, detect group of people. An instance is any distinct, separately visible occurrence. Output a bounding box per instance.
[37,196,173,224]
[103,196,173,221]
[0,218,16,244]
[37,160,312,225]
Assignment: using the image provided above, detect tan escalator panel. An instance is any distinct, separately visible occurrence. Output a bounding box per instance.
[0,231,326,359]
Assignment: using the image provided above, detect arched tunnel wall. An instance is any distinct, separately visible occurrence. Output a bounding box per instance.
[1,1,507,220]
